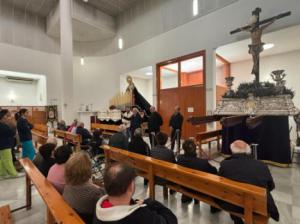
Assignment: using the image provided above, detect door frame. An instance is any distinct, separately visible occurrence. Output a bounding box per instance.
[156,50,206,115]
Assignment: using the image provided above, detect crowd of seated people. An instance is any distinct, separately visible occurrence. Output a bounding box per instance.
[106,127,280,224]
[0,107,280,224]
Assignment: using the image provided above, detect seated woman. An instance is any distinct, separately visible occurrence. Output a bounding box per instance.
[128,128,150,156]
[63,151,105,223]
[33,143,56,177]
[177,139,217,204]
[47,145,73,194]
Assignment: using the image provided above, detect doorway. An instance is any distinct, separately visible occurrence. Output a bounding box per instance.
[157,51,206,138]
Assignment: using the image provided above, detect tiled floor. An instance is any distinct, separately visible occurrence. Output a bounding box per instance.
[1,147,300,223]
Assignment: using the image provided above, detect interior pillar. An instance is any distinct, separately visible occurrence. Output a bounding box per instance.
[205,48,217,115]
[60,0,75,123]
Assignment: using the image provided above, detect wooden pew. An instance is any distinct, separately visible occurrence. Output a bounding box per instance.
[32,124,48,148]
[104,146,269,224]
[19,158,84,224]
[91,123,119,136]
[196,129,222,159]
[0,205,12,224]
[53,129,82,151]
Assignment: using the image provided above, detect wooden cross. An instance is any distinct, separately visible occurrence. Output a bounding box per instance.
[230,8,291,83]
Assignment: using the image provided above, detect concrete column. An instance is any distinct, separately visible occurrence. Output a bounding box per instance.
[205,48,217,115]
[60,0,75,123]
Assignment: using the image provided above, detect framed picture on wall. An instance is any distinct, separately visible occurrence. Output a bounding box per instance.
[46,105,58,122]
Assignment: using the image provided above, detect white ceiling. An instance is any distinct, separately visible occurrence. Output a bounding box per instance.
[217,25,300,63]
[4,0,140,18]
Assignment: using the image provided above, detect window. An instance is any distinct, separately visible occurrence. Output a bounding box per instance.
[160,63,179,89]
[181,56,203,87]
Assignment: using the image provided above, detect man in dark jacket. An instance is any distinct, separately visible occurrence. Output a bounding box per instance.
[169,106,183,151]
[76,122,92,145]
[130,107,142,138]
[93,162,177,224]
[151,132,176,188]
[109,125,128,150]
[218,140,279,224]
[128,128,150,156]
[177,139,217,204]
[148,106,163,148]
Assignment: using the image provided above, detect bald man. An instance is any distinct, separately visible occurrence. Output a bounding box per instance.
[218,140,279,224]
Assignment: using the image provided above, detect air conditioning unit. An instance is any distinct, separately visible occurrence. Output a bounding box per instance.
[5,76,35,84]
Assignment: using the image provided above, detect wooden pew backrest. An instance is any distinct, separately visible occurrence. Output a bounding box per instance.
[104,146,268,219]
[0,205,12,224]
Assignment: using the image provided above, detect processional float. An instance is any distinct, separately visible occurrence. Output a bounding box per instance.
[189,8,298,167]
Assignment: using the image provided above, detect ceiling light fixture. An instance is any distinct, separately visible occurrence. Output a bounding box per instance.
[193,0,199,16]
[146,72,153,76]
[83,0,88,2]
[263,43,274,50]
[80,57,85,66]
[118,38,124,50]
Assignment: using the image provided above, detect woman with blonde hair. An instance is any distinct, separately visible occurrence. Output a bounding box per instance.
[63,151,105,223]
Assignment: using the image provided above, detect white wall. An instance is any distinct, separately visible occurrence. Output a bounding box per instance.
[73,56,118,112]
[0,42,62,111]
[0,78,37,105]
[231,50,300,139]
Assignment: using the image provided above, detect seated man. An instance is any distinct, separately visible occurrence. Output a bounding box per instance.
[128,128,150,156]
[177,139,217,204]
[151,132,175,163]
[76,122,92,145]
[218,140,279,224]
[151,132,176,191]
[109,125,128,150]
[94,162,178,224]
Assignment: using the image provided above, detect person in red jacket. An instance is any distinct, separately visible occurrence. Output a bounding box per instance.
[94,162,177,224]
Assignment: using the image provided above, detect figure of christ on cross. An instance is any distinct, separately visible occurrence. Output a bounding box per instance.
[230,8,291,83]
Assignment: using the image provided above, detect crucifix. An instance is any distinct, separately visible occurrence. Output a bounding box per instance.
[230,8,291,83]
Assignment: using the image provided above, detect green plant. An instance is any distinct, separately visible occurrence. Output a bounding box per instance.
[223,82,294,99]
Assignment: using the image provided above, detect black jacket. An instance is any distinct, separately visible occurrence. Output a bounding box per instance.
[130,114,142,131]
[109,132,128,150]
[151,145,176,163]
[33,152,55,177]
[169,112,183,130]
[17,117,33,142]
[128,136,150,156]
[177,154,217,174]
[151,145,176,185]
[218,154,279,221]
[94,197,177,224]
[148,112,163,133]
[0,122,15,150]
[76,126,92,145]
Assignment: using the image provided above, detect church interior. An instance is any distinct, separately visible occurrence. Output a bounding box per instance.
[0,0,300,224]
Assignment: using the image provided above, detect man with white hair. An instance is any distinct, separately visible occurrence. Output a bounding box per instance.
[109,124,128,150]
[218,140,279,224]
